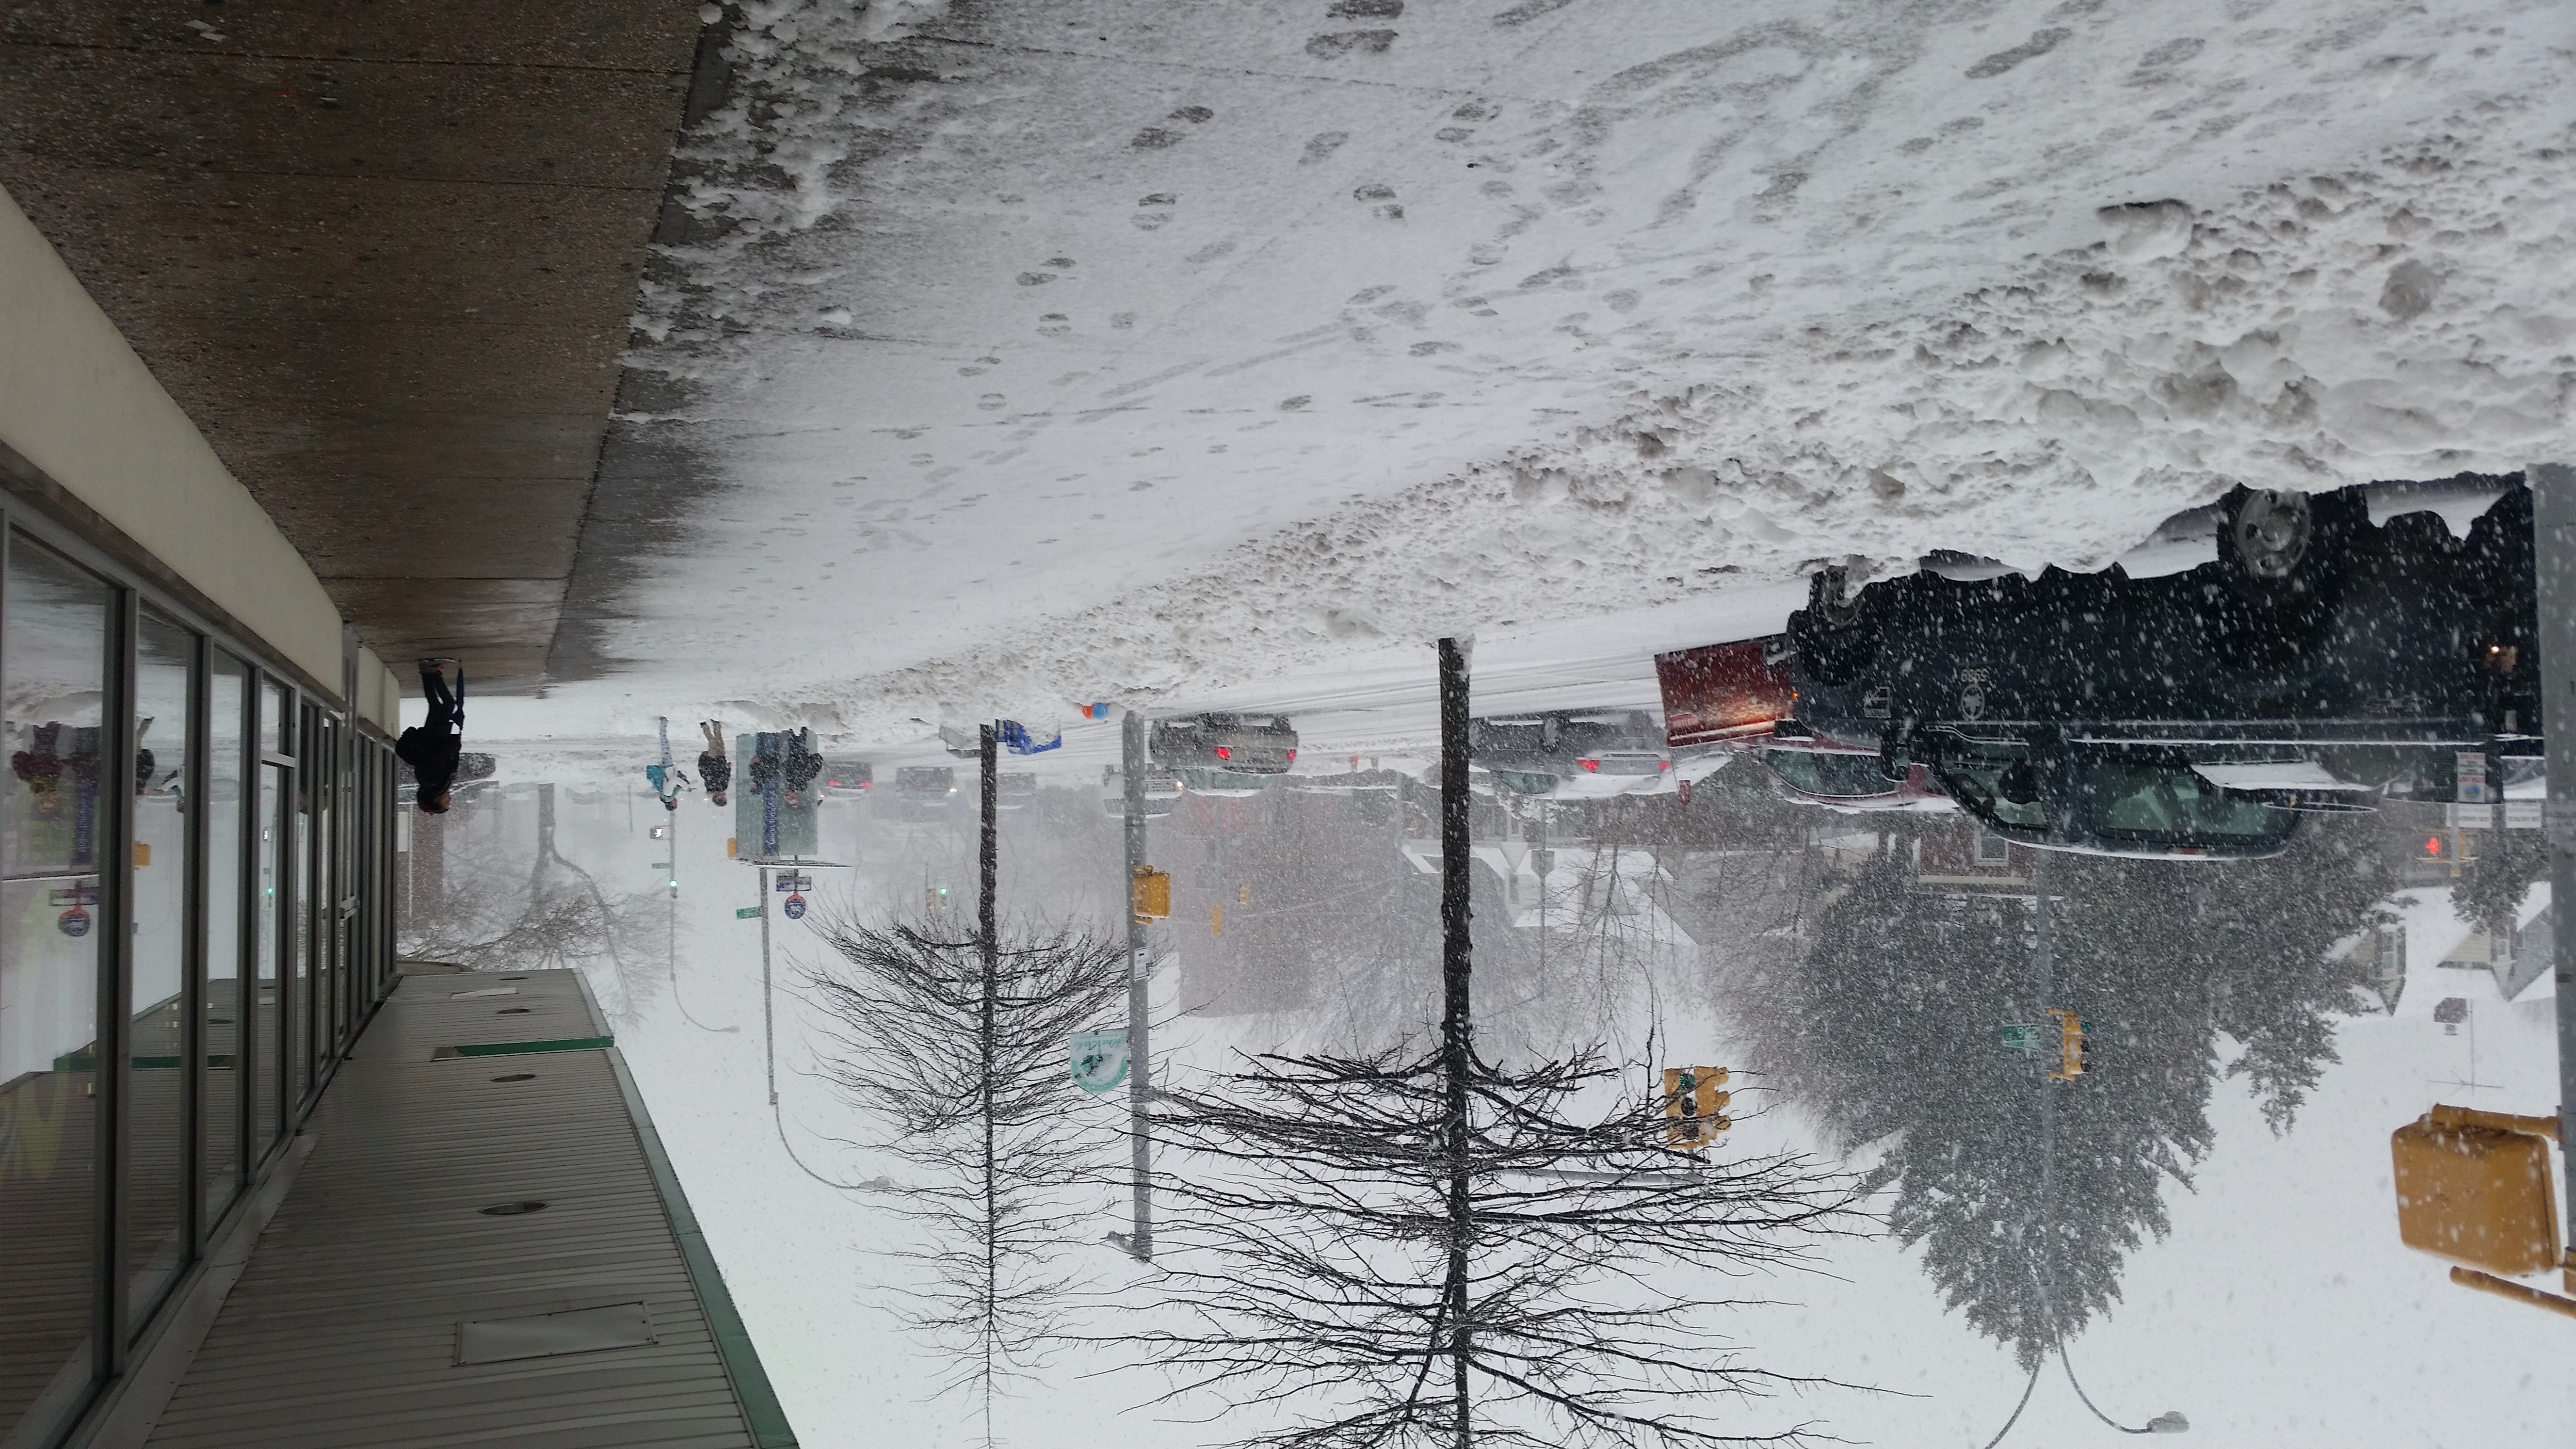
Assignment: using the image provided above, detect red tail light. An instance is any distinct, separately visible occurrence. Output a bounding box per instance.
[1578,758,1600,772]
[1285,749,1297,762]
[1213,745,1232,760]
[1658,759,1671,772]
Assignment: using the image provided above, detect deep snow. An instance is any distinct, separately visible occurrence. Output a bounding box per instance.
[485,0,2576,747]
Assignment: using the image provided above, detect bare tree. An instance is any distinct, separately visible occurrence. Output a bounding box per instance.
[803,910,1128,1437]
[397,783,663,1021]
[1115,642,1869,1449]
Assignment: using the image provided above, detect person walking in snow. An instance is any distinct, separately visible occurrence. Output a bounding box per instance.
[397,659,465,814]
[783,727,824,807]
[698,721,732,806]
[645,716,691,811]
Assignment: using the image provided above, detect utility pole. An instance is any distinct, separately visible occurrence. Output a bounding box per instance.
[2528,461,2576,1250]
[1436,636,1474,1442]
[1122,710,1153,1260]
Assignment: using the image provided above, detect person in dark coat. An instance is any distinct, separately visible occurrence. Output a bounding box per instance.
[698,720,732,805]
[783,728,823,807]
[396,659,464,814]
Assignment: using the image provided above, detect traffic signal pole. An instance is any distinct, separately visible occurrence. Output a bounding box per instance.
[1123,711,1153,1260]
[2528,461,2576,1257]
[759,862,775,1106]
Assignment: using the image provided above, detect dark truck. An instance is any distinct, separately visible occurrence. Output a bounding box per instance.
[1779,474,2539,857]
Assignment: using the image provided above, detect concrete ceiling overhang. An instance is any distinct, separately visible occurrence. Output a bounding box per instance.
[0,1,714,692]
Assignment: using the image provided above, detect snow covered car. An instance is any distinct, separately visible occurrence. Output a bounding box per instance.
[1102,765,1181,817]
[893,765,956,818]
[1470,710,1670,797]
[1150,714,1298,773]
[1785,474,2541,857]
[1177,766,1274,797]
[997,771,1038,809]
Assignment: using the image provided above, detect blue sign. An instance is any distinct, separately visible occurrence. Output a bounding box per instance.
[57,907,90,938]
[783,893,807,921]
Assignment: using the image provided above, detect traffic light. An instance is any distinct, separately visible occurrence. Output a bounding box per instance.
[2047,1009,2089,1080]
[927,884,951,912]
[1662,1066,1731,1148]
[1237,882,1251,905]
[1131,867,1171,921]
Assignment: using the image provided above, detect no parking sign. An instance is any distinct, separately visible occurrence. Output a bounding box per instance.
[57,907,89,938]
[783,893,806,921]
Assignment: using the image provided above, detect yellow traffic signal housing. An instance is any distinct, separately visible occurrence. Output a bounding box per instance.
[1663,1066,1731,1148]
[1130,867,1172,921]
[2392,1106,2562,1278]
[2046,1008,2088,1080]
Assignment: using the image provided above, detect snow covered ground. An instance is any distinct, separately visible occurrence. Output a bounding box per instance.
[475,0,2576,748]
[410,4,2576,1445]
[585,788,2568,1449]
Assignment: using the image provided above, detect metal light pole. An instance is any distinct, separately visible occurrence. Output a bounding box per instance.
[1122,710,1153,1260]
[2529,461,2576,1250]
[759,863,775,1106]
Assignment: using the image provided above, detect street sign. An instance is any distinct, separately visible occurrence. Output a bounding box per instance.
[57,907,90,938]
[735,906,762,920]
[1070,1030,1130,1093]
[1999,1023,2045,1051]
[783,893,806,920]
[775,873,813,892]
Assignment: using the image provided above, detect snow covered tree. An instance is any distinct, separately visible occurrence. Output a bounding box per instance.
[803,913,1127,1433]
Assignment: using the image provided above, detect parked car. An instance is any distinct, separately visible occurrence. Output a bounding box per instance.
[1102,765,1182,817]
[998,771,1038,809]
[820,757,872,797]
[893,765,956,818]
[1470,710,1671,798]
[1177,766,1273,797]
[1783,474,2540,856]
[1150,714,1298,773]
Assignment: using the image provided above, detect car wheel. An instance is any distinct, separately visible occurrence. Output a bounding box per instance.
[1794,566,1875,685]
[1808,565,1864,629]
[2214,484,2357,667]
[2221,488,2312,581]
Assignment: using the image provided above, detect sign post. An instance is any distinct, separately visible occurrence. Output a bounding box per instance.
[759,865,775,1106]
[2527,460,2576,1266]
[1123,709,1154,1260]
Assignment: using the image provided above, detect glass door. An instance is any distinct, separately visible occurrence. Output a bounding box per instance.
[124,608,194,1327]
[201,652,248,1225]
[0,532,114,1443]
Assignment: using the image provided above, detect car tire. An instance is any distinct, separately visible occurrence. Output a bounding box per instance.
[2214,484,2356,665]
[1794,566,1875,685]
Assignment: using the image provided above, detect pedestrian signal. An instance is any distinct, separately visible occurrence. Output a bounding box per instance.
[1663,1066,1731,1148]
[2047,1008,2089,1080]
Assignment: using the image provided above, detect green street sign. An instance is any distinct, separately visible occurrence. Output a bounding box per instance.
[735,906,762,919]
[1999,1023,2045,1051]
